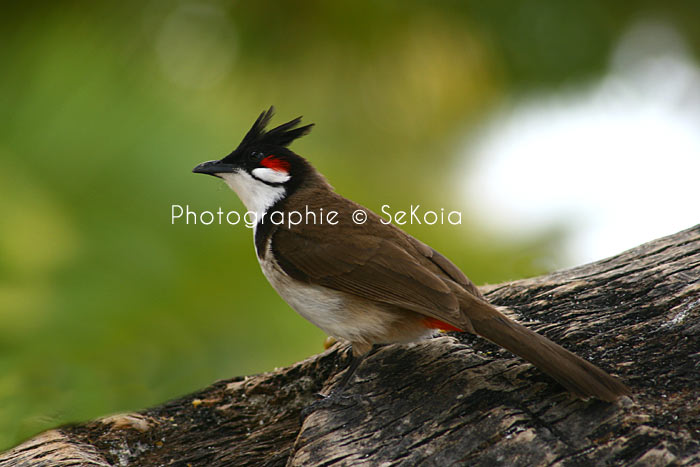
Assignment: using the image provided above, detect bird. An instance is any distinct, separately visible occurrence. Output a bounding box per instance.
[193,107,630,402]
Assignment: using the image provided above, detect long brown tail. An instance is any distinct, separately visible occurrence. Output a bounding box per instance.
[460,295,630,402]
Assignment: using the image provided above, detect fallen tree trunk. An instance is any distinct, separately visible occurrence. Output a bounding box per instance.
[2,226,699,466]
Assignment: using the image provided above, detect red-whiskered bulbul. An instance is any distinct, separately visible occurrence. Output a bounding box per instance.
[193,107,630,402]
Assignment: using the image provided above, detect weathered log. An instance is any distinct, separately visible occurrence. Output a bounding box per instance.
[2,225,699,466]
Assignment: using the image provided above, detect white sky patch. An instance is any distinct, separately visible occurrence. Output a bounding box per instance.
[461,20,700,266]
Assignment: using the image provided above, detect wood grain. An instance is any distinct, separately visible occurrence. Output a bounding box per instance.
[2,225,699,466]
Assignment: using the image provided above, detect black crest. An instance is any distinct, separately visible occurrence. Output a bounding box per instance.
[238,106,314,151]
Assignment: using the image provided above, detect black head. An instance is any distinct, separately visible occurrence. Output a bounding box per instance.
[193,106,314,188]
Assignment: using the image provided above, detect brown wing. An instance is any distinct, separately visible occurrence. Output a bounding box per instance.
[406,236,485,299]
[270,228,465,322]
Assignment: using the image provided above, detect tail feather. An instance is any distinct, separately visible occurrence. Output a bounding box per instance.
[461,297,630,402]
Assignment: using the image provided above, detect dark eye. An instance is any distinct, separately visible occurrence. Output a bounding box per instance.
[248,151,263,162]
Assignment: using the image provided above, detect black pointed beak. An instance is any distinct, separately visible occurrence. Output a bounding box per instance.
[192,160,236,177]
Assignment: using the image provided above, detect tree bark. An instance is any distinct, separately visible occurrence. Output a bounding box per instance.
[2,226,699,466]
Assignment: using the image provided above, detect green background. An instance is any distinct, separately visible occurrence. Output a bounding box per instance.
[1,0,698,450]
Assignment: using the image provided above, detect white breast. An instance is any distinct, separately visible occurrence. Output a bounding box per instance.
[258,244,394,346]
[259,253,345,334]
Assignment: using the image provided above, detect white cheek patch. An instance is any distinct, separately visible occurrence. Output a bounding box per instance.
[219,171,285,220]
[252,167,291,184]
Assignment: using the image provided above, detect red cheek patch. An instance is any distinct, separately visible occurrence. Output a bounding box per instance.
[260,155,290,172]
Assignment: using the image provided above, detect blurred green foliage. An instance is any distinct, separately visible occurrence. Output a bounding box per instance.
[1,0,698,450]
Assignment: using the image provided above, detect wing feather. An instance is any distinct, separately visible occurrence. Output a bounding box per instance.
[271,229,462,319]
